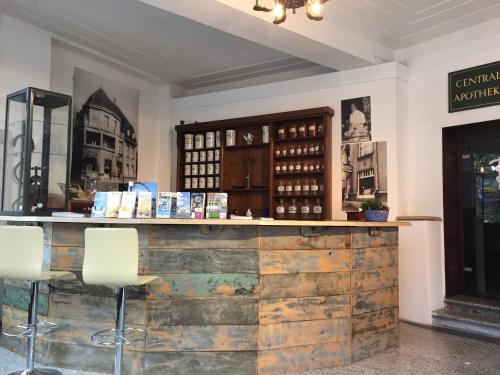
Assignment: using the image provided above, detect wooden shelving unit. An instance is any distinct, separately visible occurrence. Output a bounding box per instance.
[175,107,333,220]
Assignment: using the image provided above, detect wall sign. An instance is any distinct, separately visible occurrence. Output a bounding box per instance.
[449,61,500,112]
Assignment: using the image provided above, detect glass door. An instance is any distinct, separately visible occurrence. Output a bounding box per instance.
[463,138,500,298]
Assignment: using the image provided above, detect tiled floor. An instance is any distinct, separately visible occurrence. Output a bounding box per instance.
[1,322,500,375]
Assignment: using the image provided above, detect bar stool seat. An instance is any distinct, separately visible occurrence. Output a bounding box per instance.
[83,228,159,375]
[0,226,76,375]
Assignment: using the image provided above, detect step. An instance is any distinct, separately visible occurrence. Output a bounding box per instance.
[445,295,500,318]
[432,307,500,342]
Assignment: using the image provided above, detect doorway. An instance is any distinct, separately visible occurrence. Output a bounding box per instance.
[443,121,500,299]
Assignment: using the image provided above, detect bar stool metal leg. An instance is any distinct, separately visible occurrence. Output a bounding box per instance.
[7,281,62,375]
[114,287,126,375]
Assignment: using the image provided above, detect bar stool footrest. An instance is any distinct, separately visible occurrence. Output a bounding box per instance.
[91,327,144,346]
[2,321,58,338]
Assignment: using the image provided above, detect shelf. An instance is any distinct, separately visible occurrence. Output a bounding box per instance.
[274,172,323,177]
[225,143,269,150]
[274,153,324,160]
[181,161,220,165]
[274,194,323,199]
[273,135,324,144]
[226,187,269,193]
[181,174,220,178]
[183,147,221,152]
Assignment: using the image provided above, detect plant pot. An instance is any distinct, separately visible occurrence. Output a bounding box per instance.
[364,210,389,222]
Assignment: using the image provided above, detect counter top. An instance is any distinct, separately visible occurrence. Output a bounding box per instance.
[0,215,410,227]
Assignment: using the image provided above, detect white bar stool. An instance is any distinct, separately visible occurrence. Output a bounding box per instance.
[0,226,75,375]
[83,228,158,375]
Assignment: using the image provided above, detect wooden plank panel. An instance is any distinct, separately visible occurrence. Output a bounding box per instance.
[258,341,351,375]
[149,249,258,274]
[147,299,258,325]
[259,318,350,350]
[352,247,398,270]
[43,341,145,375]
[352,287,399,316]
[352,328,399,362]
[352,227,398,249]
[259,295,350,324]
[260,250,350,274]
[352,308,398,338]
[3,284,48,316]
[52,223,88,247]
[260,227,350,250]
[144,351,257,375]
[49,293,146,325]
[146,325,257,351]
[51,246,84,271]
[351,267,398,293]
[149,225,259,249]
[261,272,350,299]
[148,274,259,299]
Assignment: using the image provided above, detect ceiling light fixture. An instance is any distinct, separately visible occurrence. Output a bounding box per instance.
[253,0,328,24]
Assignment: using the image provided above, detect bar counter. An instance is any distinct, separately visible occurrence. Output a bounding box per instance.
[0,217,409,375]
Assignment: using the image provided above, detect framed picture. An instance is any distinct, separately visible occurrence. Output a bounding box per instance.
[341,96,371,144]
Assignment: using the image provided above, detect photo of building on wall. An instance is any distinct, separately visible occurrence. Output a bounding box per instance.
[71,68,139,190]
[341,141,387,211]
[341,96,371,144]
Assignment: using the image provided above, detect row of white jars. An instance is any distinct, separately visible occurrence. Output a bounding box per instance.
[185,176,220,189]
[184,163,220,176]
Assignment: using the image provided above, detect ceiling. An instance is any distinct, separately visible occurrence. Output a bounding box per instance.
[1,0,500,95]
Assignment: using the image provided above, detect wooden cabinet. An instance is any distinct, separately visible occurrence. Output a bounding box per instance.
[175,107,333,220]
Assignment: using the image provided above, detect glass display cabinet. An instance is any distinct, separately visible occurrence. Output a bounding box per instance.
[1,88,72,215]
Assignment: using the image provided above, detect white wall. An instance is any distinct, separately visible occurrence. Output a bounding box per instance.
[172,62,408,219]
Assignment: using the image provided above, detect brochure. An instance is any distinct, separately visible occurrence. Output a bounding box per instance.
[118,191,137,219]
[104,191,122,218]
[91,192,108,218]
[190,193,206,219]
[205,192,228,219]
[175,192,191,219]
[156,192,176,218]
[136,191,152,218]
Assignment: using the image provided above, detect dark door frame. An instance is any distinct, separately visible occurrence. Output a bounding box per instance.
[442,119,500,297]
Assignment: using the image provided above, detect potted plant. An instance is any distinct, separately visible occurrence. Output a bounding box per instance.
[361,198,389,222]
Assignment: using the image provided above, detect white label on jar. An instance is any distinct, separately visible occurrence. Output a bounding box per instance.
[200,151,206,162]
[303,185,310,193]
[314,145,320,153]
[311,185,319,191]
[184,165,191,176]
[309,124,316,131]
[206,132,215,148]
[215,150,220,161]
[288,207,297,214]
[184,134,194,150]
[301,206,310,214]
[277,185,285,192]
[315,164,320,171]
[199,177,206,189]
[296,148,302,155]
[185,152,192,163]
[262,125,269,144]
[294,185,301,192]
[276,206,285,214]
[192,152,199,163]
[290,148,295,155]
[313,206,322,214]
[299,125,306,132]
[275,149,281,156]
[184,178,191,189]
[289,165,295,172]
[296,165,302,171]
[192,164,199,175]
[199,164,206,175]
[278,128,285,134]
[207,151,214,161]
[286,185,293,192]
[195,134,204,149]
[309,146,315,153]
[303,165,309,172]
[215,163,220,174]
[215,177,220,188]
[191,178,198,189]
[207,163,214,175]
[207,177,214,188]
[226,130,236,146]
[216,131,221,147]
[275,165,281,173]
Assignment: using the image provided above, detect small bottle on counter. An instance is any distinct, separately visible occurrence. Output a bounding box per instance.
[302,180,310,195]
[282,162,288,173]
[313,198,323,220]
[303,144,309,155]
[295,160,302,172]
[275,147,281,157]
[298,123,306,137]
[288,198,298,220]
[288,161,295,173]
[276,199,286,220]
[289,144,296,156]
[275,162,281,174]
[296,145,302,156]
[282,145,288,157]
[293,180,302,195]
[288,124,297,139]
[308,122,317,137]
[277,126,286,140]
[308,143,315,155]
[285,180,293,196]
[301,199,312,220]
[277,180,285,195]
[310,179,319,195]
[303,162,309,173]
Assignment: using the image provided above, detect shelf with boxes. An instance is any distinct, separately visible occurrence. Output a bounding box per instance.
[175,107,333,220]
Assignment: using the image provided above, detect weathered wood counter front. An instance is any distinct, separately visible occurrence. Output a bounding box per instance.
[0,217,408,375]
